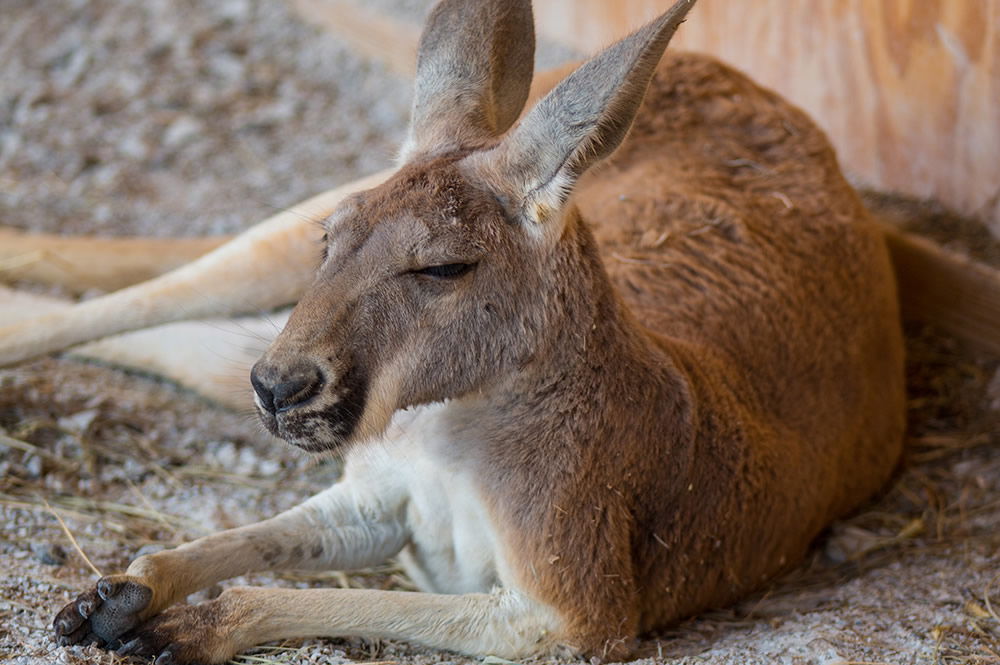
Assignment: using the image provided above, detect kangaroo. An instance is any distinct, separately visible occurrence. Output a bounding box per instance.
[50,0,907,661]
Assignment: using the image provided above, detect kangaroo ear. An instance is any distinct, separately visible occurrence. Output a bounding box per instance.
[400,0,535,162]
[463,0,695,232]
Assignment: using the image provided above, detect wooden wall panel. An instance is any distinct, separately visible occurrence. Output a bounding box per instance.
[535,0,1000,234]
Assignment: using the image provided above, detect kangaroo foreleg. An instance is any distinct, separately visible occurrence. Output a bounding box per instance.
[53,481,409,648]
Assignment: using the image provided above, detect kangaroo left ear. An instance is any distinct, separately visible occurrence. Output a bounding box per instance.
[462,0,696,234]
[400,0,535,162]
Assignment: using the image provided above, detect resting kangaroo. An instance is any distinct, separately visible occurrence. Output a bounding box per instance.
[50,0,907,661]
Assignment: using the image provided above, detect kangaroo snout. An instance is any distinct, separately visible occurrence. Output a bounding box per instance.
[250,359,324,414]
[250,346,370,452]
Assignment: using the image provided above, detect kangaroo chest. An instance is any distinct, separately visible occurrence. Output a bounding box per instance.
[378,403,509,595]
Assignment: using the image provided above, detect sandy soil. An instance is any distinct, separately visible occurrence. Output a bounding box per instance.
[1,2,999,665]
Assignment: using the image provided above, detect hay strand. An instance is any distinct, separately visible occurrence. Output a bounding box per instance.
[42,497,102,578]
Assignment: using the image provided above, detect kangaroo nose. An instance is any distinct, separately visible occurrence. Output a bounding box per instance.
[250,361,323,414]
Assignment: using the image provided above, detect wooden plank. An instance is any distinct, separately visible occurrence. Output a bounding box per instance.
[534,0,1000,236]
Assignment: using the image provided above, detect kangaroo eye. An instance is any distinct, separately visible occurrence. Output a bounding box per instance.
[412,263,475,279]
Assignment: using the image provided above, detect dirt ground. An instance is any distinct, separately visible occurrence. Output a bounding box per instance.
[1,1,998,665]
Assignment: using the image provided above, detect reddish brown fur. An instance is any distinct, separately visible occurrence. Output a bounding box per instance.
[466,52,905,654]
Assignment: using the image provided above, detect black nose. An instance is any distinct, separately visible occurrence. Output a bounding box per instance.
[250,361,323,414]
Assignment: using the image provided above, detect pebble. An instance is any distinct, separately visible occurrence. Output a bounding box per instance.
[0,0,410,238]
[162,115,205,149]
[31,542,67,566]
[57,409,100,435]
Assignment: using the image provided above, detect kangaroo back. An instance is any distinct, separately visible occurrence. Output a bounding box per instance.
[581,50,905,511]
[566,52,905,628]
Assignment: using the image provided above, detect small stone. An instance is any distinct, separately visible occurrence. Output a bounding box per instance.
[57,408,100,434]
[258,459,281,477]
[216,0,250,22]
[162,115,204,149]
[32,542,67,566]
[25,454,44,478]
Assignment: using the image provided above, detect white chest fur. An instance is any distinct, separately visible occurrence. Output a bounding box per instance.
[341,402,509,595]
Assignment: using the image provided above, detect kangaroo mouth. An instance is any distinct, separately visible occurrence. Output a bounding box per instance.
[257,364,370,453]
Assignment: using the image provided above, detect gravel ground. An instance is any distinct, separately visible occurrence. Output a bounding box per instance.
[1,2,999,665]
[0,0,409,238]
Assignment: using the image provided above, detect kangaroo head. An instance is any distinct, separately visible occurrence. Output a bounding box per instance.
[251,0,695,451]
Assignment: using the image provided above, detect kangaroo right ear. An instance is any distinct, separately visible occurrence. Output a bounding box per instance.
[463,0,696,236]
[399,0,535,162]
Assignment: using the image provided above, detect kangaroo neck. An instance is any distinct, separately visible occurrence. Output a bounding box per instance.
[464,207,689,458]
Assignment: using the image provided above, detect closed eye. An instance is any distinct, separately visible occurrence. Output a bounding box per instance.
[412,263,476,279]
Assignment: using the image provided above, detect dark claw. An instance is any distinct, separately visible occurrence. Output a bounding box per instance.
[97,577,117,600]
[54,615,77,636]
[56,622,89,646]
[116,636,143,656]
[77,596,97,618]
[155,649,175,665]
[53,587,99,640]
